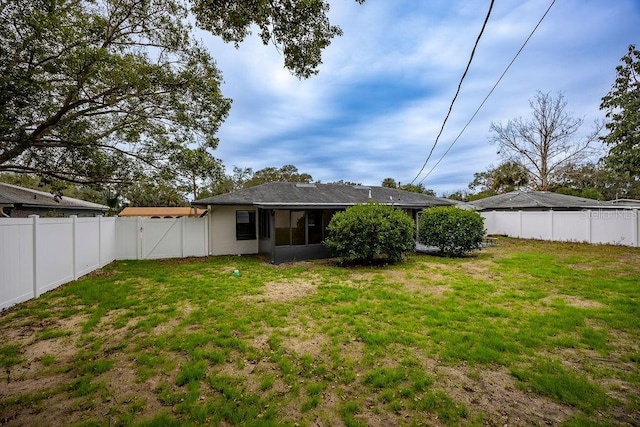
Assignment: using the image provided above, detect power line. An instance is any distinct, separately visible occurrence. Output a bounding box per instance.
[410,0,495,185]
[417,0,557,186]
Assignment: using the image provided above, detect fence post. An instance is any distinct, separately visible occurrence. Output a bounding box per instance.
[634,209,639,248]
[492,210,496,235]
[549,209,554,241]
[181,216,186,258]
[586,210,592,243]
[97,215,102,268]
[206,206,211,256]
[97,215,103,266]
[518,210,523,238]
[137,216,143,260]
[71,215,78,280]
[29,215,39,298]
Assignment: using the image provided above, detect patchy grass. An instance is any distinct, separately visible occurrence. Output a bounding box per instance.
[0,238,639,426]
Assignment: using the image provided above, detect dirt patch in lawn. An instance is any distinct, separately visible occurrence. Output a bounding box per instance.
[438,364,574,426]
[404,282,451,297]
[283,333,327,358]
[350,268,452,292]
[247,279,318,302]
[542,295,605,309]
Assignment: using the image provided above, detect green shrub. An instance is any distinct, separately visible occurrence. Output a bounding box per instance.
[324,202,415,264]
[418,207,485,256]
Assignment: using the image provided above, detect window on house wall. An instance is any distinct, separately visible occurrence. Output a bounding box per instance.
[258,209,270,239]
[236,210,256,240]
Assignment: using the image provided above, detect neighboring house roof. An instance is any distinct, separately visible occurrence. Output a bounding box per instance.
[192,182,455,209]
[0,182,109,211]
[0,193,13,205]
[605,198,640,207]
[470,190,604,211]
[119,207,206,217]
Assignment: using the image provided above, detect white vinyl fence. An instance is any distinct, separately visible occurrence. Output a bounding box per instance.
[482,209,640,247]
[0,216,116,309]
[0,216,207,310]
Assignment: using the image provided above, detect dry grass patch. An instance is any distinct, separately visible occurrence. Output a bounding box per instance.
[542,295,605,309]
[249,278,318,302]
[438,364,574,426]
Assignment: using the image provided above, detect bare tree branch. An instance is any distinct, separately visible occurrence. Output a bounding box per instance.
[490,91,601,190]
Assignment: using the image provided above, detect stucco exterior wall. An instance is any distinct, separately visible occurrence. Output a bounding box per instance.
[208,205,259,256]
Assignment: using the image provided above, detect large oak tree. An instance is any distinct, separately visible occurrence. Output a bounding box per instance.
[0,0,362,187]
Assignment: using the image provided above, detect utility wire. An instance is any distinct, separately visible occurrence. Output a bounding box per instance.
[410,0,495,185]
[417,0,557,186]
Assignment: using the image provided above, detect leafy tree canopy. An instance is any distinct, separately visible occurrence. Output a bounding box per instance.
[199,164,314,197]
[381,177,397,188]
[0,0,230,185]
[193,0,365,79]
[170,147,223,201]
[1,0,363,187]
[441,190,470,202]
[600,44,640,179]
[469,161,529,194]
[122,179,189,208]
[244,164,313,188]
[200,166,254,198]
[327,179,362,186]
[380,178,435,195]
[553,161,640,200]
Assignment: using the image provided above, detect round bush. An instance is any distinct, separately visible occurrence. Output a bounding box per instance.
[418,206,485,257]
[324,202,415,264]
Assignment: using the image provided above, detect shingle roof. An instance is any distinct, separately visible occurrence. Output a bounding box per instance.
[0,194,13,205]
[0,182,109,211]
[605,198,640,207]
[470,190,603,211]
[192,182,455,209]
[119,207,206,217]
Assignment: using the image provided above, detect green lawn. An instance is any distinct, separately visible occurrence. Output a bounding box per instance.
[1,238,639,426]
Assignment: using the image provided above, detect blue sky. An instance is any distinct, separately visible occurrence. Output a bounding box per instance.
[200,0,639,195]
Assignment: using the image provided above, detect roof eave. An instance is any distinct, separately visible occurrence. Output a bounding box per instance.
[15,203,108,211]
[194,201,447,209]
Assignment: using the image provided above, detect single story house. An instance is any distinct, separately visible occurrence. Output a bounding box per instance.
[192,182,455,263]
[0,182,109,218]
[469,190,604,211]
[118,206,206,218]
